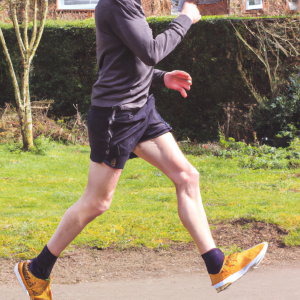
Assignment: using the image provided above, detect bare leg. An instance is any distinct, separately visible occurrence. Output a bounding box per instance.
[133,132,215,255]
[47,161,122,257]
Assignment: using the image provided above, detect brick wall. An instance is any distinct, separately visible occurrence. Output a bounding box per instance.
[0,0,171,22]
[0,0,298,23]
[141,0,171,16]
[199,0,299,16]
[51,0,170,20]
[230,0,289,16]
[198,0,229,15]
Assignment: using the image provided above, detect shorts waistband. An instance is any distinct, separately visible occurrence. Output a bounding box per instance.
[91,95,155,112]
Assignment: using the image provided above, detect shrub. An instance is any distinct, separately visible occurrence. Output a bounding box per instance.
[180,133,300,170]
[0,103,88,147]
[253,68,300,146]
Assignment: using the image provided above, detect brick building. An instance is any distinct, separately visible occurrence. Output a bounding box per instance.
[0,0,298,23]
[52,0,170,19]
[0,0,171,23]
[53,0,299,18]
[198,0,299,16]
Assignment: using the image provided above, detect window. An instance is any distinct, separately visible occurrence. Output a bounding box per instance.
[246,0,263,10]
[289,0,299,10]
[57,0,99,10]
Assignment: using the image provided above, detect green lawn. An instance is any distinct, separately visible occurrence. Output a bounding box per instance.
[0,143,299,258]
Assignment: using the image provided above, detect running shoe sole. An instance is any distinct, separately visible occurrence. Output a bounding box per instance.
[14,261,30,298]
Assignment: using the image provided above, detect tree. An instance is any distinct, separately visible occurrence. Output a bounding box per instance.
[232,18,300,103]
[0,0,48,150]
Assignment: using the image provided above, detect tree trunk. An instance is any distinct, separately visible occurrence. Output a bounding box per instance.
[21,111,34,150]
[22,67,35,150]
[226,104,230,141]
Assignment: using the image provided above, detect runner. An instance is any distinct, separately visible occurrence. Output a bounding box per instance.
[14,0,268,298]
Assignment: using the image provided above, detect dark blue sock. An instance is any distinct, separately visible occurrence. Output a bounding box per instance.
[29,245,58,280]
[201,248,225,275]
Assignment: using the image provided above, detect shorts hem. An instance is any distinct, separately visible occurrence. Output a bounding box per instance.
[90,157,125,169]
[138,127,172,144]
[103,160,124,170]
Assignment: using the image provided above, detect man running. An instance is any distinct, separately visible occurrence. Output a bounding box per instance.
[14,0,268,298]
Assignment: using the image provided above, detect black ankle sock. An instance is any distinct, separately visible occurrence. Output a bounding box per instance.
[29,245,58,280]
[201,248,225,275]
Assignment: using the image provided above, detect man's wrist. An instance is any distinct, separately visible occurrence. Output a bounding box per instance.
[180,12,193,23]
[164,72,170,86]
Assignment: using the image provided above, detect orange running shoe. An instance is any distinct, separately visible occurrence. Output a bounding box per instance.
[209,242,268,293]
[14,260,53,299]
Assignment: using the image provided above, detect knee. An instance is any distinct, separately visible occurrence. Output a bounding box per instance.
[174,166,199,188]
[93,199,111,216]
[80,195,113,219]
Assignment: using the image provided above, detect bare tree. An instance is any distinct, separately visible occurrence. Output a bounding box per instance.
[232,19,300,102]
[0,0,48,150]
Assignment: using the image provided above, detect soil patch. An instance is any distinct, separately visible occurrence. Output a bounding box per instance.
[1,220,299,286]
[213,218,289,250]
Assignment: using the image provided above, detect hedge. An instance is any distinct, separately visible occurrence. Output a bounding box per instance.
[0,17,271,141]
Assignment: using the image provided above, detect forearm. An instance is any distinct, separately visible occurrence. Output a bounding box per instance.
[152,69,166,86]
[111,9,192,66]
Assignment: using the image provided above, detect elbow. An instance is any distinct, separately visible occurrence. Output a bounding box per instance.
[142,55,158,67]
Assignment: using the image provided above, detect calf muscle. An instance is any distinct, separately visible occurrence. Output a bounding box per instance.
[47,161,122,257]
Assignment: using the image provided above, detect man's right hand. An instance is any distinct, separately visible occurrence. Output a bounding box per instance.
[180,1,201,24]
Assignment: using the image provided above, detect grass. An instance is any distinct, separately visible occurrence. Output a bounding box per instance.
[0,142,300,259]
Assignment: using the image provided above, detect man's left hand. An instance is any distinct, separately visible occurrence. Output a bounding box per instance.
[164,70,192,98]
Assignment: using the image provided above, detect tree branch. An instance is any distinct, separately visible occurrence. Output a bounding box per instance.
[29,0,38,51]
[262,25,299,56]
[242,20,263,44]
[0,27,23,110]
[256,24,274,92]
[30,0,48,60]
[231,22,267,69]
[235,52,263,104]
[10,2,26,63]
[24,0,29,51]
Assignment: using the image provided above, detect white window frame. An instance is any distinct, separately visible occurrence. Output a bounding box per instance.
[57,0,98,10]
[246,0,263,10]
[289,0,299,11]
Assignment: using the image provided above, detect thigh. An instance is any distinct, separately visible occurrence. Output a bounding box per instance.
[133,132,194,184]
[83,160,122,203]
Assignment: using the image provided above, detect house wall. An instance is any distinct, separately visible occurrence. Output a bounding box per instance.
[0,0,298,23]
[229,0,288,16]
[198,0,229,15]
[199,0,299,16]
[0,8,9,23]
[52,0,170,20]
[0,0,170,23]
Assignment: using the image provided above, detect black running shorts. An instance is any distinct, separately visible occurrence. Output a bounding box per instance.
[87,95,172,169]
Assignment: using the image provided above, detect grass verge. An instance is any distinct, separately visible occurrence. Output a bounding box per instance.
[0,142,299,258]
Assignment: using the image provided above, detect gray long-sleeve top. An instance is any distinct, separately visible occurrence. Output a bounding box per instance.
[91,0,192,110]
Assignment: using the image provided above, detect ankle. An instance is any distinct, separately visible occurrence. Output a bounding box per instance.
[201,248,225,275]
[29,245,58,280]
